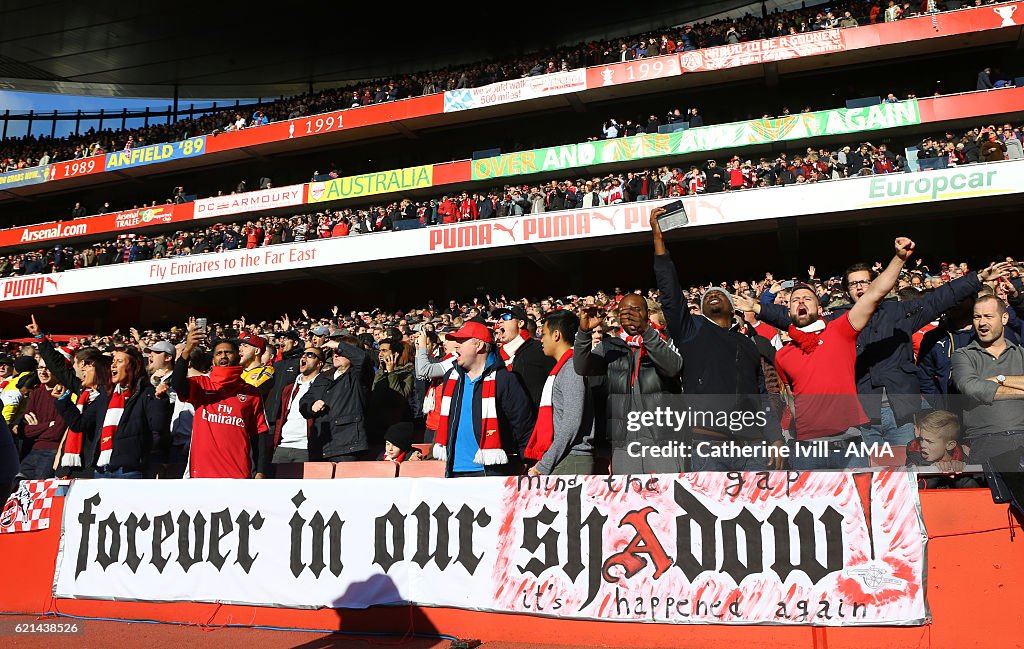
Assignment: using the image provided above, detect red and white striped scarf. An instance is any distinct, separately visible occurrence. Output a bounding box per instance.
[524,349,573,462]
[498,329,531,369]
[60,388,96,468]
[97,385,130,467]
[432,368,505,465]
[618,328,670,387]
[423,353,456,418]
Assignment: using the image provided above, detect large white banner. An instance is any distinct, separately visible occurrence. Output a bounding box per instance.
[443,69,587,112]
[53,472,927,624]
[0,161,1017,305]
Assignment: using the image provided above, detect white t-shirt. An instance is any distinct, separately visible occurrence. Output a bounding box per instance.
[279,377,315,449]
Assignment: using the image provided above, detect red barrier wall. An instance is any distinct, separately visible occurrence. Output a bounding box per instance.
[0,488,1020,648]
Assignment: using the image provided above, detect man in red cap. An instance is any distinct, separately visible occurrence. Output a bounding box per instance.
[239,332,274,400]
[432,321,534,477]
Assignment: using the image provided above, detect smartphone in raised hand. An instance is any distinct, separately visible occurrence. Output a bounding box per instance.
[656,200,688,232]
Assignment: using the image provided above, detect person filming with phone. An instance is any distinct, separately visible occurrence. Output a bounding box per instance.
[648,206,784,471]
[171,317,270,479]
[573,280,683,474]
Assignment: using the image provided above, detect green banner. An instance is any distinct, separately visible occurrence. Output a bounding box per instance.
[470,100,921,180]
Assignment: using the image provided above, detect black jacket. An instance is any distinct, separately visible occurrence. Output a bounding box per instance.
[300,343,370,457]
[760,272,982,423]
[508,337,555,409]
[440,357,535,477]
[55,380,171,471]
[654,254,781,442]
[704,165,725,192]
[574,327,682,445]
[38,337,81,395]
[265,348,302,429]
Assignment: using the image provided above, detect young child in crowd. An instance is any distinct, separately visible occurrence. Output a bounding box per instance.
[905,409,978,488]
[381,422,423,464]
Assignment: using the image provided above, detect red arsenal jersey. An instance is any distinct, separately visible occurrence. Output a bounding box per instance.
[185,374,269,478]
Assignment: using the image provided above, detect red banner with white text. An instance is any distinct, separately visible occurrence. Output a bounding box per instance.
[0,203,193,249]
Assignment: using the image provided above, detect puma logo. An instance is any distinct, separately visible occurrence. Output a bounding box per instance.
[591,213,616,230]
[492,223,516,241]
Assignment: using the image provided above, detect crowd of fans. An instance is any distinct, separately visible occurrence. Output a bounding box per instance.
[0,118,1019,278]
[0,0,987,173]
[3,208,1023,488]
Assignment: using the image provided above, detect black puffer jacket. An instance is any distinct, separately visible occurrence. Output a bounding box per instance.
[573,327,682,445]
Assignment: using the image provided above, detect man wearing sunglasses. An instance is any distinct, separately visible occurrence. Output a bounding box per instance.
[272,347,325,466]
[492,306,553,410]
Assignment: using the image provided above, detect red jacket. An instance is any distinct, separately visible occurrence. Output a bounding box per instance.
[332,221,350,237]
[438,199,458,224]
[273,380,314,450]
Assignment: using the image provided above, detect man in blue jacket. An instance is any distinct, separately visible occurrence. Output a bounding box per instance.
[742,259,1012,446]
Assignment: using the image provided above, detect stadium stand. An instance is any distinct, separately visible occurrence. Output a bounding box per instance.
[1,2,1023,646]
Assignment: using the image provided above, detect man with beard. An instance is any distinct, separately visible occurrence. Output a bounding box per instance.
[648,206,783,471]
[771,238,915,470]
[574,292,683,474]
[751,255,1007,448]
[172,319,269,478]
[273,346,324,465]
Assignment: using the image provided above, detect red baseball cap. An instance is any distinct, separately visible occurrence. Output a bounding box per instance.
[238,332,267,354]
[446,321,493,345]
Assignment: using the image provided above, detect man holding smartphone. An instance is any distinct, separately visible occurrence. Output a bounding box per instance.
[171,318,270,479]
[648,206,784,471]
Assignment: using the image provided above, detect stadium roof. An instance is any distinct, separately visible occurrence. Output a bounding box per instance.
[0,0,760,99]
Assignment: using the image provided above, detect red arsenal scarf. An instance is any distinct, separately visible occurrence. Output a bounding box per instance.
[60,388,96,468]
[524,349,573,462]
[433,368,505,465]
[617,328,675,387]
[208,365,244,388]
[97,384,131,467]
[786,319,827,353]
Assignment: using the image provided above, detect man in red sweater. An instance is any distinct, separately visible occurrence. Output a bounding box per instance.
[773,237,915,470]
[16,358,65,479]
[171,319,269,478]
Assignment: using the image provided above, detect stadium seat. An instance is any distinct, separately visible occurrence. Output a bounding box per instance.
[333,461,398,478]
[398,461,446,478]
[869,445,908,467]
[275,462,335,479]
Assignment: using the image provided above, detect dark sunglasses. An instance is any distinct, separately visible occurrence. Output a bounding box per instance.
[498,313,515,321]
[302,352,323,361]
